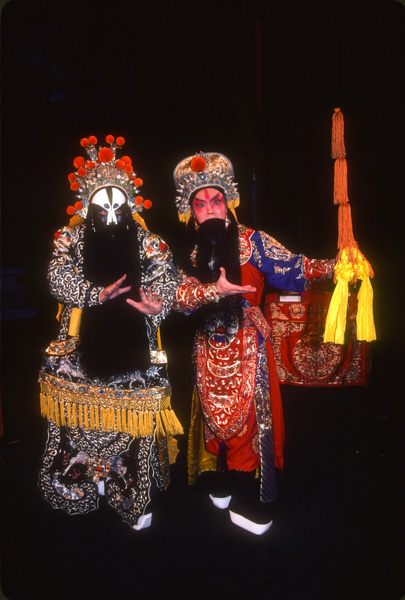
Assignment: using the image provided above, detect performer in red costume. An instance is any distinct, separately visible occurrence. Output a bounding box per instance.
[172,152,334,534]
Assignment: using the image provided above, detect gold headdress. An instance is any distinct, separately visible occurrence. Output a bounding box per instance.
[65,135,151,230]
[173,151,240,223]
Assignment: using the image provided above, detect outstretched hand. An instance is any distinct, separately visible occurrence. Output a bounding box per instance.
[100,274,132,303]
[126,287,164,315]
[216,267,256,297]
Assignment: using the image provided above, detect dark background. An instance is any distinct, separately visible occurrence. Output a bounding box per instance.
[1,1,405,599]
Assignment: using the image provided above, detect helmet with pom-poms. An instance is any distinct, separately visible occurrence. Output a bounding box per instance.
[65,135,152,224]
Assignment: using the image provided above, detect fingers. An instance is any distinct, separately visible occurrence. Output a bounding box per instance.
[139,287,162,305]
[126,298,139,309]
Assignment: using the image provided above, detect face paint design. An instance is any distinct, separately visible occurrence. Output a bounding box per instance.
[90,187,127,228]
[191,188,227,225]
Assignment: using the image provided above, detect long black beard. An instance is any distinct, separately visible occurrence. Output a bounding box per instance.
[79,219,150,379]
[177,213,243,335]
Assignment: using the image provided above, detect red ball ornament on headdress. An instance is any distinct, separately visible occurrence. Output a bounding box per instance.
[66,206,76,215]
[134,178,143,187]
[87,161,95,170]
[124,164,133,174]
[190,156,207,173]
[80,138,89,147]
[70,182,79,191]
[98,147,114,163]
[116,136,125,146]
[143,199,152,209]
[116,160,124,169]
[74,201,83,211]
[121,155,132,164]
[135,196,144,205]
[54,231,60,239]
[68,173,77,182]
[106,135,115,144]
[73,156,86,169]
[77,167,87,177]
[88,136,97,145]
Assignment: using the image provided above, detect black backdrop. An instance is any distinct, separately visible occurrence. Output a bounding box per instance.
[1,1,405,599]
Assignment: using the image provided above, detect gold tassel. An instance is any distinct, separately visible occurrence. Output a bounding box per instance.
[54,398,61,427]
[155,411,164,436]
[147,411,154,436]
[40,392,47,417]
[84,405,89,430]
[116,407,122,431]
[168,409,184,435]
[72,403,78,427]
[94,406,100,430]
[138,412,145,436]
[121,408,127,433]
[160,409,171,434]
[59,400,66,426]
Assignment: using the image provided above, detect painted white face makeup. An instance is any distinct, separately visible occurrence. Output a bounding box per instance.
[91,187,127,226]
[191,188,227,225]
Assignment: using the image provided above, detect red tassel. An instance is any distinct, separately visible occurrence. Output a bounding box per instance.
[331,107,346,159]
[333,157,349,205]
[337,202,357,251]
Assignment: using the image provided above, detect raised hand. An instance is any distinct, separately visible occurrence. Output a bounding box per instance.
[216,267,256,297]
[126,287,164,315]
[99,274,132,303]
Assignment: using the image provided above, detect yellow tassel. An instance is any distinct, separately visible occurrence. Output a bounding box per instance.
[94,406,100,430]
[89,405,95,429]
[323,278,349,345]
[116,407,122,431]
[357,275,377,341]
[84,405,89,430]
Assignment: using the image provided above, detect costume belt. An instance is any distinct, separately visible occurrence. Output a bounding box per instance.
[39,372,183,437]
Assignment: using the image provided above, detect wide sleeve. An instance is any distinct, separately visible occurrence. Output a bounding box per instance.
[140,232,180,327]
[251,230,307,293]
[173,273,220,314]
[48,226,104,307]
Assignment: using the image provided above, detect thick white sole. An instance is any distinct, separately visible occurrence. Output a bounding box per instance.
[229,510,273,535]
[132,513,153,530]
[209,494,232,509]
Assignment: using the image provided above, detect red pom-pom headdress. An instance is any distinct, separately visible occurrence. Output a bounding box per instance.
[173,151,239,223]
[65,134,152,222]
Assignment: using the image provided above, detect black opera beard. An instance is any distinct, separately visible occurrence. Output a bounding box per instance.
[179,215,244,336]
[79,220,151,379]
